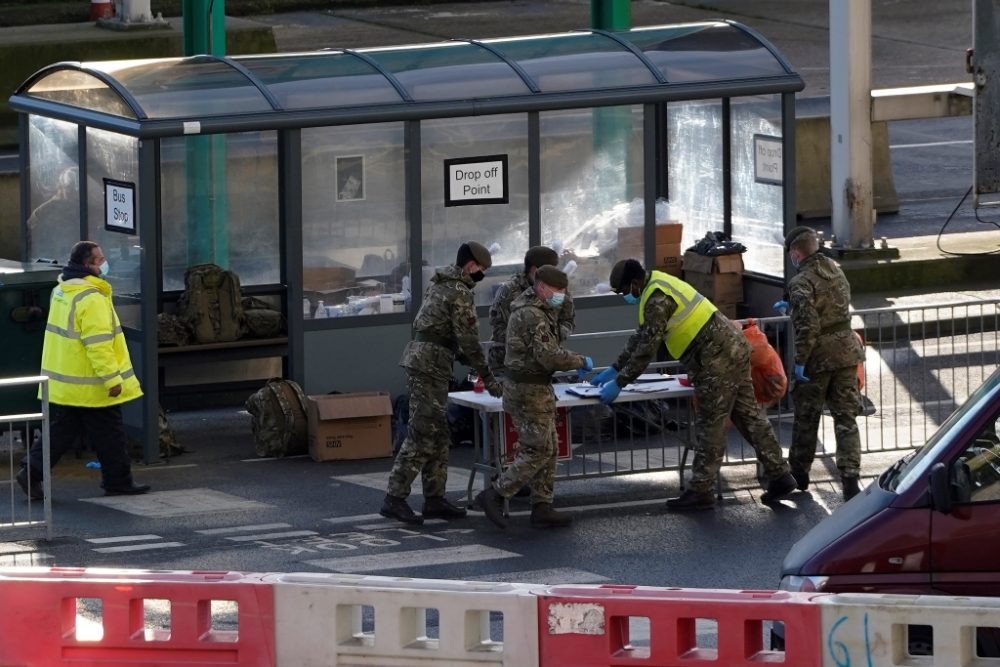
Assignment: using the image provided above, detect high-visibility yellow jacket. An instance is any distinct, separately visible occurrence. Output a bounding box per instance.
[639,270,717,359]
[39,275,143,407]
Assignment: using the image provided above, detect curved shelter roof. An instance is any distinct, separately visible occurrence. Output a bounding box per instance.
[10,21,802,137]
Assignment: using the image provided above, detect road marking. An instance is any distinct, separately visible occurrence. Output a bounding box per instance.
[0,552,53,566]
[324,513,384,525]
[85,534,163,544]
[464,568,609,584]
[241,454,310,463]
[890,139,972,149]
[306,544,520,573]
[333,467,469,495]
[196,523,292,535]
[225,530,318,542]
[354,519,447,529]
[82,489,272,517]
[93,542,186,553]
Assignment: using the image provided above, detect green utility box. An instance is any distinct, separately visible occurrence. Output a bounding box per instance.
[0,259,60,415]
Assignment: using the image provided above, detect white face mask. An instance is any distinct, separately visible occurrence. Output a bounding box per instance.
[98,260,110,277]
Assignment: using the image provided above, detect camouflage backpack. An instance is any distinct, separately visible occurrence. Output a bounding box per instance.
[245,378,309,457]
[177,264,246,343]
[241,296,285,339]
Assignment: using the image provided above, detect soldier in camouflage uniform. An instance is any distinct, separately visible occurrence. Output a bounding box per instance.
[380,241,503,525]
[776,226,865,501]
[488,246,576,377]
[476,266,592,529]
[592,259,796,510]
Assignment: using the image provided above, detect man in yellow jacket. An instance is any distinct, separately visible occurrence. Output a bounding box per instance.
[16,241,150,499]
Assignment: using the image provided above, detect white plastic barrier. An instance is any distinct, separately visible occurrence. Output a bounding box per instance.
[819,593,1000,667]
[269,573,544,667]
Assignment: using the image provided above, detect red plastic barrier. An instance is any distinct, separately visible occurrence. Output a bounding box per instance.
[537,585,823,667]
[0,567,275,667]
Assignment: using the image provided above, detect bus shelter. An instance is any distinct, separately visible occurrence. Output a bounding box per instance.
[9,21,803,461]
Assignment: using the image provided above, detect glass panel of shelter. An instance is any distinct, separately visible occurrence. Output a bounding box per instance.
[420,114,530,309]
[26,116,80,264]
[301,122,408,319]
[26,69,135,118]
[539,105,645,297]
[158,131,280,292]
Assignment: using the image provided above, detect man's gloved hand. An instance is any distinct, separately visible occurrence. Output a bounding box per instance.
[485,378,503,398]
[590,366,618,387]
[599,380,621,405]
[576,356,594,380]
[773,300,789,316]
[794,364,810,383]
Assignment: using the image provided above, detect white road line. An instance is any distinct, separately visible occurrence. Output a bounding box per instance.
[354,519,447,529]
[85,534,162,544]
[138,464,198,471]
[0,552,54,566]
[323,513,384,525]
[240,454,310,462]
[225,530,317,542]
[889,139,972,149]
[307,544,520,573]
[464,568,610,584]
[196,523,292,535]
[93,542,186,553]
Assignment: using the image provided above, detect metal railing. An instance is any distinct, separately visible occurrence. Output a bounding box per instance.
[549,300,1000,488]
[1,375,52,541]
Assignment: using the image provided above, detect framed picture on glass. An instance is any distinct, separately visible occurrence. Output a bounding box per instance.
[336,155,365,201]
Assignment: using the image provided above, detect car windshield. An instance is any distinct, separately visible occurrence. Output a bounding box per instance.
[889,368,1000,493]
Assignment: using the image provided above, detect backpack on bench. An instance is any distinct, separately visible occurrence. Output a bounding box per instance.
[246,378,309,458]
[177,263,246,343]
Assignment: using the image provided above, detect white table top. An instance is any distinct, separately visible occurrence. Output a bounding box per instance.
[449,377,694,413]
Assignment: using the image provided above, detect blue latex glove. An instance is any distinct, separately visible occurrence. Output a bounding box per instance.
[773,300,789,315]
[576,356,594,380]
[590,366,618,387]
[794,364,810,383]
[599,380,622,404]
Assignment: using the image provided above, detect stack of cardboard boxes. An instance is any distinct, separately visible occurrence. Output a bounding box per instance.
[681,251,744,319]
[617,223,683,276]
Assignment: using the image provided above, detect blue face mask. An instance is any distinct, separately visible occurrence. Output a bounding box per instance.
[547,292,566,308]
[98,260,110,277]
[623,293,639,305]
[790,257,799,270]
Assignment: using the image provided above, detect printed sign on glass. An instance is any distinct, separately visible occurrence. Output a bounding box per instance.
[104,178,136,234]
[444,154,509,206]
[753,135,783,185]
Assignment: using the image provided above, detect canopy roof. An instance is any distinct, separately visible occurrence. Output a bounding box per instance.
[11,21,802,136]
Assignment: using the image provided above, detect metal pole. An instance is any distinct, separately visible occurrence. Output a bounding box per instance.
[591,0,631,31]
[829,0,874,249]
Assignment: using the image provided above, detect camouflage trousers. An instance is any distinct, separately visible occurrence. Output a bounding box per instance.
[494,380,557,505]
[683,316,789,493]
[386,371,451,499]
[790,365,861,478]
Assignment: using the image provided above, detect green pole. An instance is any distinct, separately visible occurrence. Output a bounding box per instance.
[181,0,229,268]
[591,0,631,31]
[591,1,633,215]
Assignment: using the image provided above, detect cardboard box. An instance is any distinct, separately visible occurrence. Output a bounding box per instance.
[682,251,745,304]
[654,243,683,276]
[307,392,393,461]
[617,223,683,261]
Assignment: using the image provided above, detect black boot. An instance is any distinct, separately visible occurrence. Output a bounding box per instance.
[379,494,423,525]
[530,503,573,528]
[16,466,43,501]
[761,473,797,503]
[792,471,810,491]
[842,477,861,501]
[665,489,716,511]
[474,487,507,529]
[422,496,467,519]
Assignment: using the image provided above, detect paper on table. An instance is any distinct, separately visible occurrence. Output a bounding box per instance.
[566,384,603,398]
[565,379,681,397]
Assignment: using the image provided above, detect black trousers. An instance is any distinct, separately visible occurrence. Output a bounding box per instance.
[24,403,134,490]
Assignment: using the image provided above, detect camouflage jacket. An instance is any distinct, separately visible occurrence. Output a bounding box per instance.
[788,252,864,373]
[399,265,492,382]
[614,289,678,386]
[505,289,586,377]
[488,272,575,373]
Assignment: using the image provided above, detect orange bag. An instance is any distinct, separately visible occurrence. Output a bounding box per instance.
[743,318,787,407]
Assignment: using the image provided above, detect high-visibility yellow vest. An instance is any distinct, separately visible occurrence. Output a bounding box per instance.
[39,276,143,407]
[638,270,717,358]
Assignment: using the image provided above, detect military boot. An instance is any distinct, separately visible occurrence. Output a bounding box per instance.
[842,477,861,502]
[792,471,810,491]
[530,503,573,528]
[665,489,716,511]
[422,496,467,519]
[379,494,423,525]
[474,487,507,529]
[761,473,797,503]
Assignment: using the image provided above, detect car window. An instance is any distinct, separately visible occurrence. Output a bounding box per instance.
[955,414,1000,504]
